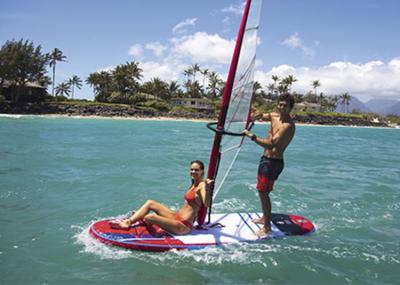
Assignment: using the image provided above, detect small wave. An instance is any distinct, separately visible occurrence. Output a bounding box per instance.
[72,216,134,260]
[212,197,257,212]
[134,243,278,268]
[72,217,279,265]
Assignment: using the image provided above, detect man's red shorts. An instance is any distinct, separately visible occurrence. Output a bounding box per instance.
[257,156,284,193]
[257,175,275,193]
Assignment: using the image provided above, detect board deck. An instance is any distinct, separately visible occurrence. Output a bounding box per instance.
[89,213,315,251]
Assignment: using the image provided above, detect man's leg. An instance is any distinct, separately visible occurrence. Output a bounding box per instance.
[255,192,272,236]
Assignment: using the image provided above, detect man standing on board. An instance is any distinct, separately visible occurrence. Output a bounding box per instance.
[243,92,296,237]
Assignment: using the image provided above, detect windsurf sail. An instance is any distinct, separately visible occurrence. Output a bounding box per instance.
[204,0,262,224]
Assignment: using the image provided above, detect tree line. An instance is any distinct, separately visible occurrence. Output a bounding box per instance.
[1,38,353,113]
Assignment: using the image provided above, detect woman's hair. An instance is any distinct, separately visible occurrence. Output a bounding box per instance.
[190,160,204,171]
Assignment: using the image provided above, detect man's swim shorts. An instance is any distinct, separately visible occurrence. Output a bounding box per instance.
[257,156,284,193]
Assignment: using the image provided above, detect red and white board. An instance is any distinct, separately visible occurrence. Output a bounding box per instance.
[89,212,315,252]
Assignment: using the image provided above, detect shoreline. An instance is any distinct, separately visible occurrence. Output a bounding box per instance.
[0,102,395,128]
[0,113,212,123]
[1,113,398,129]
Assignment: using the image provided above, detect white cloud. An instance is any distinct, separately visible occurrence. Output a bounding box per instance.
[281,32,315,57]
[255,58,400,100]
[140,61,182,83]
[172,18,197,35]
[145,42,167,57]
[221,2,246,15]
[171,32,235,64]
[128,44,144,57]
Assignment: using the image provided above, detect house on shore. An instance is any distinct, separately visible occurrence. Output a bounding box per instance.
[1,81,47,102]
[171,97,213,111]
[294,102,322,112]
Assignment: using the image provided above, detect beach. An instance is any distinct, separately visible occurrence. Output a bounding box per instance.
[0,101,393,127]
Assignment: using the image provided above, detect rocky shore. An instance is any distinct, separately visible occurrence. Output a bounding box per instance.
[0,102,391,127]
[292,113,389,127]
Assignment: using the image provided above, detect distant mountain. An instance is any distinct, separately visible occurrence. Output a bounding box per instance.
[336,96,371,113]
[365,99,400,115]
[385,101,400,115]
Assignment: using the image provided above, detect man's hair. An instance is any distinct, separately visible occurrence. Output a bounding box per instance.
[277,92,295,110]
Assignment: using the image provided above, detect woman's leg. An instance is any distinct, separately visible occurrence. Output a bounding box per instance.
[143,214,191,235]
[130,200,176,223]
[110,200,175,229]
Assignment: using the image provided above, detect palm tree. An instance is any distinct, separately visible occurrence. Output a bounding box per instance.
[49,48,67,96]
[253,81,262,96]
[339,92,352,113]
[269,75,280,98]
[200,68,209,91]
[190,63,201,82]
[327,95,339,112]
[86,71,113,102]
[312,80,321,96]
[207,71,223,99]
[68,75,82,99]
[168,81,181,98]
[142,77,169,100]
[55,82,71,97]
[271,75,279,85]
[184,80,202,98]
[277,84,288,95]
[183,68,193,82]
[281,75,297,92]
[252,81,265,104]
[112,61,143,95]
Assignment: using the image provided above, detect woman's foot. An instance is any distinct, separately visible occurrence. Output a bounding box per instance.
[109,219,131,230]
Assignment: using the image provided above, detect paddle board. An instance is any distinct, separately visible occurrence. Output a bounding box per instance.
[89,212,315,251]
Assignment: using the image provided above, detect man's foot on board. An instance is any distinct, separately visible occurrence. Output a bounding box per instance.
[252,217,265,225]
[255,227,272,238]
[109,219,131,230]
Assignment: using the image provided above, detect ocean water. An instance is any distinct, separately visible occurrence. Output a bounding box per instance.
[0,115,399,284]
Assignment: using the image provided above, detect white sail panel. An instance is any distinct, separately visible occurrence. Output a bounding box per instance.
[213,0,262,198]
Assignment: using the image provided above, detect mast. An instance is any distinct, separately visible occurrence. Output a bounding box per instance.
[206,0,253,223]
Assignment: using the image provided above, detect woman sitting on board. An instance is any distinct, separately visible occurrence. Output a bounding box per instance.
[110,160,212,235]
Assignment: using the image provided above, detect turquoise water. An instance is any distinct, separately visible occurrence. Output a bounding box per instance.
[1,115,399,284]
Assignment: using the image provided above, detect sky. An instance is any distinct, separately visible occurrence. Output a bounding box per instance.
[1,0,400,102]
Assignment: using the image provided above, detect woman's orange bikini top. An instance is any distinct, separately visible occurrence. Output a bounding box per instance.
[184,186,202,207]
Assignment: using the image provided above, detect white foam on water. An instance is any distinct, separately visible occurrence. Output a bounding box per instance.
[0,114,24,119]
[212,198,252,212]
[71,217,281,265]
[135,243,279,268]
[72,217,134,260]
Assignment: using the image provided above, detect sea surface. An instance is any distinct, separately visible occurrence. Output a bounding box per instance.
[0,115,399,284]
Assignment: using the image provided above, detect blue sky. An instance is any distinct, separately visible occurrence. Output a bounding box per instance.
[1,0,400,102]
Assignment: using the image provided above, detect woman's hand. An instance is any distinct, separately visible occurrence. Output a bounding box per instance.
[205,178,214,191]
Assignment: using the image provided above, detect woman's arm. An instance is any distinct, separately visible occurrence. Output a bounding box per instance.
[199,179,213,208]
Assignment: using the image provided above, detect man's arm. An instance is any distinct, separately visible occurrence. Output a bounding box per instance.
[251,111,272,122]
[244,123,294,149]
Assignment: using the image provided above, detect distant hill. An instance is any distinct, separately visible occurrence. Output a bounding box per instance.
[336,97,371,113]
[335,97,400,116]
[385,101,400,115]
[365,99,400,115]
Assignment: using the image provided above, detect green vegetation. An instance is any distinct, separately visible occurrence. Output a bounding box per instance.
[0,39,49,103]
[0,38,398,126]
[49,48,67,97]
[386,114,400,124]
